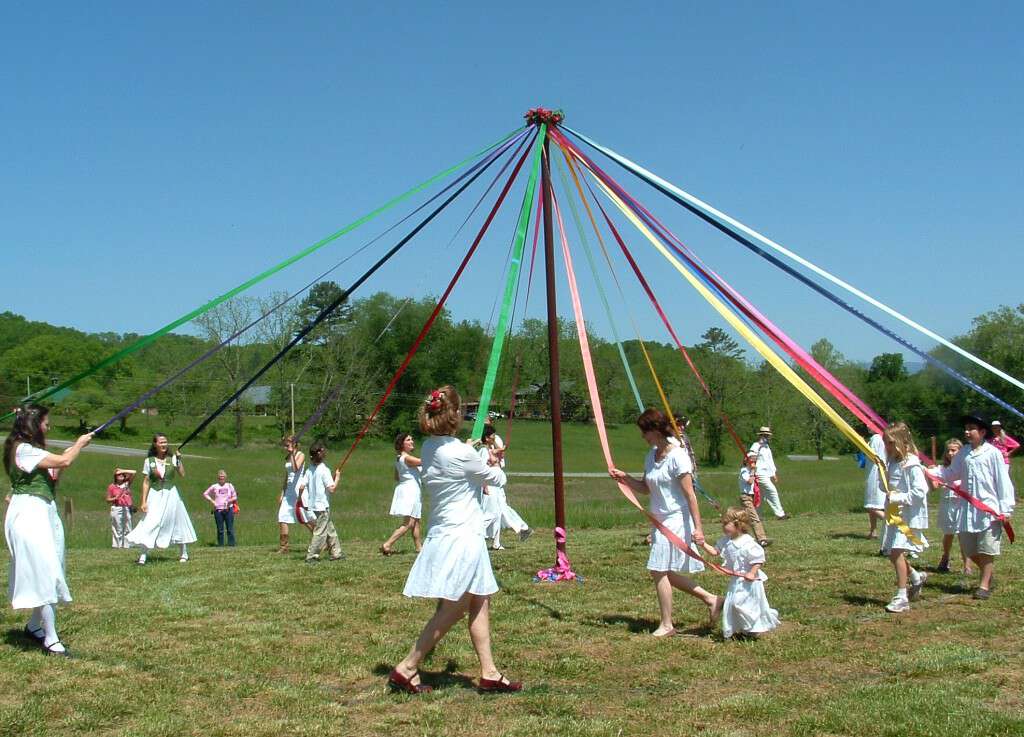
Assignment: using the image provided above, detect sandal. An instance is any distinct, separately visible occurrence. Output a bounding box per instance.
[387,668,432,694]
[478,673,523,693]
[379,544,392,557]
[42,640,72,658]
[23,625,45,643]
[651,627,676,638]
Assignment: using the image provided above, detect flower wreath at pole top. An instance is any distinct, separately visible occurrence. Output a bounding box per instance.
[524,107,565,127]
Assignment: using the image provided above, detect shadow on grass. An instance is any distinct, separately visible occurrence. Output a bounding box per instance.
[506,589,564,621]
[371,660,476,691]
[841,593,887,607]
[591,614,659,634]
[829,532,874,541]
[3,628,44,654]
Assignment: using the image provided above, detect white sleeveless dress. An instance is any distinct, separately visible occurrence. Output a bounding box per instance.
[278,459,303,524]
[389,454,423,519]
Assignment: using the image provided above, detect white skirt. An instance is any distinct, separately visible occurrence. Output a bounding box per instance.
[389,480,422,519]
[722,578,780,638]
[937,496,958,535]
[863,482,886,510]
[278,488,299,524]
[881,524,928,555]
[4,495,71,609]
[125,487,197,549]
[403,527,498,600]
[647,513,704,574]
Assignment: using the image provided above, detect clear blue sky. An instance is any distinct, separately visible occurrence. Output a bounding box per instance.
[2,2,1021,367]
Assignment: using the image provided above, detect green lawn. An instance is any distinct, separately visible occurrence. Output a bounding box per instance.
[2,422,1022,736]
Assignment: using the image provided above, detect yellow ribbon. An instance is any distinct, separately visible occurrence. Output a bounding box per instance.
[575,155,918,544]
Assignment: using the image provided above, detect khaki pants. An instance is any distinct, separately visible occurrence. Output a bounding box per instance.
[306,510,342,560]
[740,495,767,542]
[110,506,133,548]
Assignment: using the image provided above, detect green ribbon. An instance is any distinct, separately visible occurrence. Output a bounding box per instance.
[555,157,644,412]
[3,127,525,422]
[469,125,546,439]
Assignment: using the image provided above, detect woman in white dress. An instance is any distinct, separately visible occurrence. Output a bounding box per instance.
[4,404,92,656]
[879,422,930,613]
[388,386,522,695]
[699,507,780,638]
[380,432,422,555]
[478,425,530,550]
[863,432,888,540]
[610,408,720,637]
[276,435,309,554]
[126,433,197,564]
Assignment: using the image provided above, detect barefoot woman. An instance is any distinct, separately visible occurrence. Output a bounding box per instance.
[610,408,720,636]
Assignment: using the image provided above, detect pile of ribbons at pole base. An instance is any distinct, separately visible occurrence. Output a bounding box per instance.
[534,527,582,583]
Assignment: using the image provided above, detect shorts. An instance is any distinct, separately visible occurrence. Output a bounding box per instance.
[960,522,1003,558]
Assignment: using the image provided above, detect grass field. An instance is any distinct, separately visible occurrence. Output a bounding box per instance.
[2,421,1022,736]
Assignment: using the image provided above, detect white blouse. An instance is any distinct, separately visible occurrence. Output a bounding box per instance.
[946,442,1015,532]
[886,455,929,529]
[421,436,506,534]
[643,445,693,520]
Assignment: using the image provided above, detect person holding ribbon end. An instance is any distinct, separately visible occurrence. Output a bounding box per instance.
[878,422,930,613]
[738,451,769,547]
[929,438,971,575]
[749,427,788,520]
[388,386,522,694]
[125,433,197,565]
[380,431,423,556]
[609,408,720,638]
[863,431,888,543]
[4,404,92,656]
[276,435,310,554]
[938,412,1015,600]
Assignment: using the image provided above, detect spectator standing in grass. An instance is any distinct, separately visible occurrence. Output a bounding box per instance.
[126,434,197,565]
[880,422,930,613]
[4,404,92,656]
[298,441,344,563]
[388,386,522,694]
[698,507,779,639]
[203,470,238,547]
[609,408,721,638]
[106,468,136,548]
[381,432,423,556]
[989,420,1019,465]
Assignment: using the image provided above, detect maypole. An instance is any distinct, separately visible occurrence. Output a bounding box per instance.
[527,107,577,582]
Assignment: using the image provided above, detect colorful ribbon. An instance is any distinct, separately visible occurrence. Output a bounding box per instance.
[564,126,1024,418]
[550,187,738,577]
[2,127,527,422]
[470,124,547,439]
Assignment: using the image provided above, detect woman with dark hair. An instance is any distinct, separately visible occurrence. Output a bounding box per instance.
[388,386,522,694]
[609,408,720,637]
[380,432,422,556]
[125,433,197,564]
[477,424,530,550]
[4,404,92,656]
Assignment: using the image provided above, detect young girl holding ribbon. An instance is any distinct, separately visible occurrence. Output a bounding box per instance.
[930,438,969,575]
[699,507,779,639]
[879,422,930,613]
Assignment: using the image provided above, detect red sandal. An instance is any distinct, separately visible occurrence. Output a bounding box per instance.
[387,668,432,694]
[477,674,522,693]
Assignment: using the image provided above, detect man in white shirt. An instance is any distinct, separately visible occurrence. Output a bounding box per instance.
[750,426,788,520]
[946,412,1015,600]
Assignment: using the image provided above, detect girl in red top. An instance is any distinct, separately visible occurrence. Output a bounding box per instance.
[106,468,136,548]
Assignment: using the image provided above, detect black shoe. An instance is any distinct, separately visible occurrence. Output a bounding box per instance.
[23,625,45,643]
[936,561,950,574]
[973,587,991,600]
[42,640,73,658]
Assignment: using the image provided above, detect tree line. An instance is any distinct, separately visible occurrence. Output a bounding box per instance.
[1,296,1021,464]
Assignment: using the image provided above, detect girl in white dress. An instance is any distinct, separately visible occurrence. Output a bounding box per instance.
[609,408,720,637]
[863,432,888,540]
[276,435,309,554]
[930,438,968,574]
[126,433,197,564]
[388,386,522,695]
[699,507,780,639]
[879,422,930,613]
[478,425,530,550]
[4,404,92,656]
[381,432,423,555]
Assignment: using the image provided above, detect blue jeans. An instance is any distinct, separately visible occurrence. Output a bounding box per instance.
[213,508,236,546]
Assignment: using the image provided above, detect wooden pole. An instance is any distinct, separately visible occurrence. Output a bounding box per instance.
[541,133,567,556]
[931,435,937,461]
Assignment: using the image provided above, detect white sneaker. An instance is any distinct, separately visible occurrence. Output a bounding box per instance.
[492,542,505,550]
[179,555,189,563]
[519,528,533,543]
[885,596,910,613]
[908,572,928,601]
[136,556,147,566]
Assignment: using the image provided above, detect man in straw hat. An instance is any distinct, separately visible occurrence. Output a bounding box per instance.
[749,426,788,520]
[940,411,1015,600]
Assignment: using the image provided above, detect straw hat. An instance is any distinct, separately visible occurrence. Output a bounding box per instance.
[757,426,773,436]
